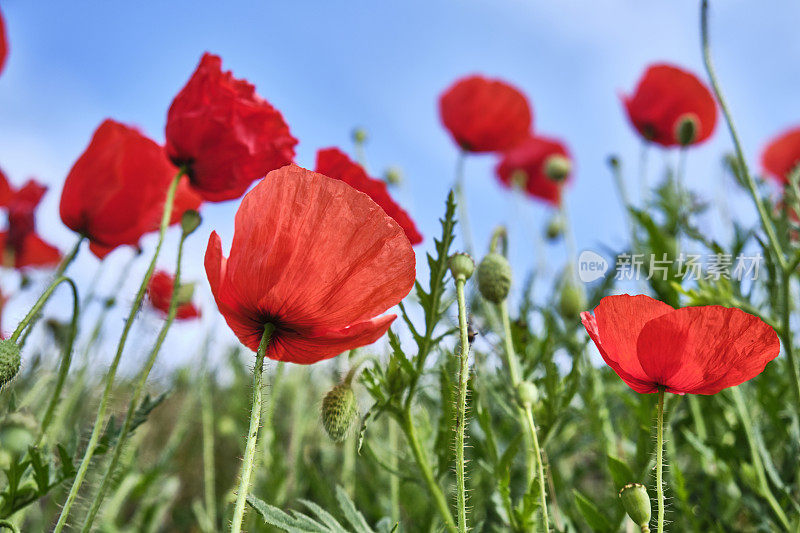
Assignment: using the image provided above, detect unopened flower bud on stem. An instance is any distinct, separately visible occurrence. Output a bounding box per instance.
[477,253,512,303]
[448,252,475,281]
[619,483,651,531]
[0,340,21,387]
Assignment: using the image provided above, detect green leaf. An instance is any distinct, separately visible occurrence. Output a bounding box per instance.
[607,455,636,491]
[335,485,374,533]
[573,490,613,532]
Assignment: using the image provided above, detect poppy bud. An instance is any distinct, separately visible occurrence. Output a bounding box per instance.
[384,166,403,186]
[477,253,512,303]
[321,382,358,442]
[618,483,651,531]
[181,209,202,236]
[675,113,699,146]
[545,215,565,241]
[516,381,539,406]
[0,340,21,387]
[558,278,586,320]
[448,252,475,281]
[510,169,528,190]
[174,282,195,305]
[352,127,368,145]
[544,154,571,183]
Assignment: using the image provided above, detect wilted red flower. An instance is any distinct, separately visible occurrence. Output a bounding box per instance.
[622,63,717,147]
[439,75,532,153]
[0,5,7,76]
[166,53,297,202]
[205,164,415,364]
[147,270,200,320]
[315,148,422,245]
[761,127,800,185]
[581,294,779,395]
[60,120,202,259]
[495,135,571,206]
[0,170,61,269]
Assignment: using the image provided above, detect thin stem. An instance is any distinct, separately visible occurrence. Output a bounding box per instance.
[499,301,549,531]
[454,275,470,533]
[388,418,400,525]
[10,275,73,344]
[230,323,275,533]
[81,225,191,529]
[453,151,474,255]
[201,364,218,529]
[655,388,665,533]
[780,270,800,407]
[52,235,84,280]
[53,170,183,533]
[731,386,790,530]
[700,0,786,271]
[35,278,80,446]
[400,409,458,533]
[639,142,649,205]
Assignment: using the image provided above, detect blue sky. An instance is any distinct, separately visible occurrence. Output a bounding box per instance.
[1,0,799,369]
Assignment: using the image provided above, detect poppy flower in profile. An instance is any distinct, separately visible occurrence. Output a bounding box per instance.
[622,63,717,147]
[60,119,202,259]
[0,5,7,76]
[166,53,298,202]
[581,294,779,395]
[147,270,201,320]
[315,148,423,245]
[761,127,800,185]
[495,135,572,206]
[205,164,415,364]
[0,171,61,270]
[439,75,532,153]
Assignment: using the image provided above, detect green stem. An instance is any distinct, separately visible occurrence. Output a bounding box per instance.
[53,170,183,533]
[230,323,275,533]
[81,223,191,530]
[454,275,470,533]
[10,274,74,345]
[400,409,458,533]
[453,151,473,255]
[731,387,790,530]
[201,362,218,529]
[700,0,786,271]
[35,278,80,446]
[499,301,549,531]
[656,388,665,533]
[389,418,400,525]
[0,520,19,533]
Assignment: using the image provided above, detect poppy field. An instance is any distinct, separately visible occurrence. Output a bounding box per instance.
[2,2,800,532]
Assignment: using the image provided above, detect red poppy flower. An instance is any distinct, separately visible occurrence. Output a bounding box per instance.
[315,148,422,245]
[0,171,61,270]
[761,127,800,185]
[147,270,201,320]
[60,119,202,259]
[439,75,532,153]
[622,63,717,147]
[495,135,571,206]
[581,294,779,395]
[205,164,415,364]
[0,5,7,76]
[166,53,297,202]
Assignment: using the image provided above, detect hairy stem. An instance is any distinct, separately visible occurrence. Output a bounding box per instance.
[231,323,275,533]
[454,275,470,532]
[656,388,665,533]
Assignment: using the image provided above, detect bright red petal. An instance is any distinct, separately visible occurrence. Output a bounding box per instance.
[315,148,422,245]
[761,127,800,185]
[0,232,62,270]
[582,294,674,393]
[495,135,571,206]
[0,168,12,207]
[0,6,7,76]
[635,306,779,394]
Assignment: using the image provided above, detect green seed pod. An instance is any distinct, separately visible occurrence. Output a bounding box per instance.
[384,166,403,185]
[478,253,512,303]
[352,127,368,145]
[558,278,587,320]
[0,340,21,387]
[619,483,651,530]
[180,209,202,236]
[544,154,571,183]
[674,113,699,146]
[516,381,539,406]
[448,253,475,281]
[545,215,565,241]
[321,382,358,442]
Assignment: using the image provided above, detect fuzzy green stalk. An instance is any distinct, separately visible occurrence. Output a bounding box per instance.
[453,272,471,533]
[81,220,192,530]
[655,388,665,533]
[500,301,549,531]
[731,387,790,530]
[399,409,458,533]
[231,323,275,533]
[35,278,79,446]
[700,0,800,409]
[53,170,183,533]
[389,418,400,525]
[453,152,474,255]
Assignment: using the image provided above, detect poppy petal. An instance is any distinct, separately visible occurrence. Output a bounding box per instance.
[761,127,800,185]
[635,306,780,394]
[582,294,674,393]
